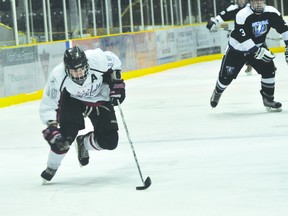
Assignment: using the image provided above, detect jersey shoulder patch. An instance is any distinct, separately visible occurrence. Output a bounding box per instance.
[226,4,239,12]
[48,63,66,87]
[235,7,253,25]
[264,6,280,16]
[85,49,109,72]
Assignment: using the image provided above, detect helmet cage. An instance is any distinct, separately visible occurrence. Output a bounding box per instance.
[250,0,266,13]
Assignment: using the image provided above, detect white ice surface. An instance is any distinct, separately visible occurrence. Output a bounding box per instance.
[1,54,288,216]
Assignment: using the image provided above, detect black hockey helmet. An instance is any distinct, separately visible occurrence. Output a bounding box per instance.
[63,46,89,85]
[249,0,266,13]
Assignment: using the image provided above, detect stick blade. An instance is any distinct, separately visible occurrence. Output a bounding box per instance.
[136,177,152,190]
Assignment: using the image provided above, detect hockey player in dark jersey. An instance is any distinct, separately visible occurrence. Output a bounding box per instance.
[206,0,253,74]
[210,0,288,112]
[206,0,248,32]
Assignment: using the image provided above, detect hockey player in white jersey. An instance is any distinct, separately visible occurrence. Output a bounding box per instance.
[39,46,126,182]
[210,0,288,112]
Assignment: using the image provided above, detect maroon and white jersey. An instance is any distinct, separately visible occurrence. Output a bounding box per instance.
[39,48,121,124]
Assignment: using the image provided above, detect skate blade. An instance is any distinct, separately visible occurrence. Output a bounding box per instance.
[42,178,48,185]
[74,141,88,168]
[74,141,83,168]
[265,107,282,112]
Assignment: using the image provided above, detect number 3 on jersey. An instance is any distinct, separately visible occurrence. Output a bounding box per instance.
[239,28,246,36]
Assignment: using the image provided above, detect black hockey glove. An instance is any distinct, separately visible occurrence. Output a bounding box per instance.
[102,69,113,84]
[285,46,288,64]
[42,125,70,151]
[109,79,126,106]
[254,47,275,63]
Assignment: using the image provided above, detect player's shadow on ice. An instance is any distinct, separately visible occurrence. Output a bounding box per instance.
[42,169,137,189]
[212,111,277,118]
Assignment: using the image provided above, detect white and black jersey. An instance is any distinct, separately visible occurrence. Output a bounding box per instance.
[229,6,288,53]
[39,48,121,125]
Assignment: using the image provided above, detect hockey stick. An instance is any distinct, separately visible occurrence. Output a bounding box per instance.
[221,27,282,41]
[221,27,232,33]
[266,37,282,41]
[117,99,152,190]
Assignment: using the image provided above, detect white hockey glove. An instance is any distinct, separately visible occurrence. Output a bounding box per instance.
[206,18,220,32]
[254,47,275,63]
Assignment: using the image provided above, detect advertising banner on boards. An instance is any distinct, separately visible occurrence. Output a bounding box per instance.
[134,31,157,69]
[72,38,100,51]
[175,26,197,60]
[195,26,221,56]
[38,42,66,82]
[98,36,129,70]
[1,46,39,97]
[155,29,177,65]
[0,50,4,97]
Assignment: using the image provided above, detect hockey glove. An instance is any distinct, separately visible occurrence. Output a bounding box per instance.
[206,18,219,32]
[109,79,126,106]
[285,46,288,64]
[254,47,275,63]
[42,125,70,151]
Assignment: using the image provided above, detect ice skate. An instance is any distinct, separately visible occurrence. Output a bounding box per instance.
[245,64,252,75]
[260,90,282,112]
[75,134,90,166]
[210,89,222,108]
[41,167,57,184]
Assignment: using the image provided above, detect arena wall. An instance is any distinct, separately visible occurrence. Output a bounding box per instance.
[0,23,285,108]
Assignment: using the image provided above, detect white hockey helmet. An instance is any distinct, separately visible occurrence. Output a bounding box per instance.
[250,0,266,13]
